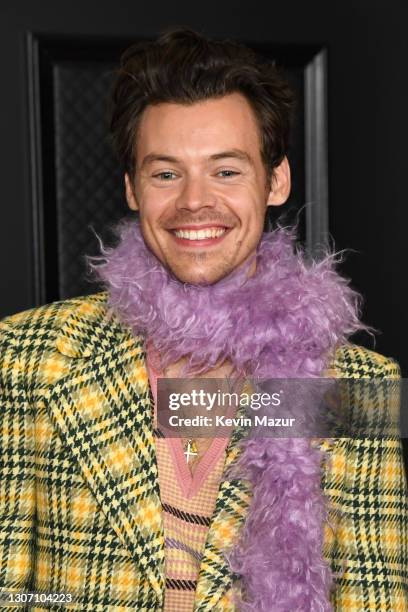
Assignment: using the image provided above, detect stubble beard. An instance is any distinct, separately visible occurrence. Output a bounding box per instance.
[164,245,240,286]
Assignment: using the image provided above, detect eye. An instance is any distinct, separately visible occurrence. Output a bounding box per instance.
[217,169,240,178]
[153,171,177,180]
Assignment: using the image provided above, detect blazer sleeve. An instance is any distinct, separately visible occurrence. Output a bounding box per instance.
[328,358,408,611]
[0,322,36,597]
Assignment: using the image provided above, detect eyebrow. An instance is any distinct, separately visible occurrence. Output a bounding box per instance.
[209,149,253,164]
[140,149,254,168]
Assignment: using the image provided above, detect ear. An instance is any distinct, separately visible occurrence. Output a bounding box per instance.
[266,156,291,207]
[125,173,139,211]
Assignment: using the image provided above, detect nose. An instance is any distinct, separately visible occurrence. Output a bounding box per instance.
[175,176,216,212]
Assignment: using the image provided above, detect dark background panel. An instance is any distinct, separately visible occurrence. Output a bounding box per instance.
[54,61,125,299]
[0,0,407,380]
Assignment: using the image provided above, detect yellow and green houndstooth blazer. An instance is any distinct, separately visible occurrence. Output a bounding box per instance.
[0,292,407,611]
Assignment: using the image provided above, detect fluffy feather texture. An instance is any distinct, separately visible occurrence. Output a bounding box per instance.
[90,219,366,611]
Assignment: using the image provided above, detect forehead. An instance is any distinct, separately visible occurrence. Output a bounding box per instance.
[135,93,262,162]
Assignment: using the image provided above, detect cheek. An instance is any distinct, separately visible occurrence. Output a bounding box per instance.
[227,191,267,225]
[138,187,175,220]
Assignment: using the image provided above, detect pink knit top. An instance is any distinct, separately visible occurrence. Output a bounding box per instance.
[146,343,230,612]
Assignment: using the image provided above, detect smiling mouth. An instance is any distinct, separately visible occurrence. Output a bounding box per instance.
[172,227,228,240]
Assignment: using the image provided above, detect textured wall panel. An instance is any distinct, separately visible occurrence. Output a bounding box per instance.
[53,61,128,299]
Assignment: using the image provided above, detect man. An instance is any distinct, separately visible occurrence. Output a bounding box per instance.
[0,28,407,611]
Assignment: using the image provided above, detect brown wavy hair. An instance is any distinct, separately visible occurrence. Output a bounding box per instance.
[110,27,296,180]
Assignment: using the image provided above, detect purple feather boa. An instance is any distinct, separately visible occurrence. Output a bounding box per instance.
[90,218,365,611]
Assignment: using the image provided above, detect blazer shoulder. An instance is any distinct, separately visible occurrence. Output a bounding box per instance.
[1,292,107,331]
[0,292,108,359]
[332,343,400,379]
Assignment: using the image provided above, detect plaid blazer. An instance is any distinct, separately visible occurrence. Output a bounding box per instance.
[0,292,407,611]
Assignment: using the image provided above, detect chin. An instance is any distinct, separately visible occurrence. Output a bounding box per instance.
[170,272,217,286]
[168,265,228,286]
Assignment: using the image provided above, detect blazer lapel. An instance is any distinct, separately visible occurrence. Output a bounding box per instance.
[46,295,165,605]
[194,417,251,611]
[193,382,337,611]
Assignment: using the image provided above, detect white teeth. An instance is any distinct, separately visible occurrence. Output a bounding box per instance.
[174,228,226,240]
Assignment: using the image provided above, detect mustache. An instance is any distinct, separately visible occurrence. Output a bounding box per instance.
[162,212,236,229]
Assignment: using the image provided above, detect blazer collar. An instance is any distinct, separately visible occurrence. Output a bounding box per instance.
[55,292,130,359]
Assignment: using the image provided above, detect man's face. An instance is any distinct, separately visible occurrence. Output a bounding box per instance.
[125,92,290,285]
